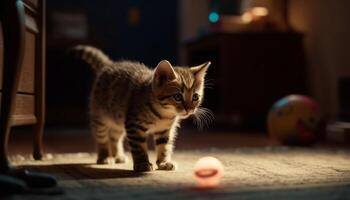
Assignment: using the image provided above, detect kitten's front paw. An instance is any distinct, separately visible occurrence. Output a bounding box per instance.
[115,155,128,164]
[134,162,153,172]
[96,157,109,165]
[157,161,177,171]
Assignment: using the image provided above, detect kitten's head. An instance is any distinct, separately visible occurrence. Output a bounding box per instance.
[152,60,210,119]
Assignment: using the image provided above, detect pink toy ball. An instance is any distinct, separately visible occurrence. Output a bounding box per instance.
[267,94,325,146]
[193,156,224,188]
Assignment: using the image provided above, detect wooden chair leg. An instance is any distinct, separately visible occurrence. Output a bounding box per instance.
[32,68,45,160]
[33,124,44,160]
[0,0,26,172]
[32,0,46,160]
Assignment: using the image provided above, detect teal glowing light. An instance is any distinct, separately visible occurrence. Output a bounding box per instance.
[208,11,219,23]
[272,97,289,110]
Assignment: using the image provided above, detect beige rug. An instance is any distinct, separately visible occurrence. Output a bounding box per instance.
[8,147,350,199]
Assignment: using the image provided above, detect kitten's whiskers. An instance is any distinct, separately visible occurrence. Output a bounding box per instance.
[192,107,215,130]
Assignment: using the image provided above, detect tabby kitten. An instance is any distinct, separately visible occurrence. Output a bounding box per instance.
[72,45,210,172]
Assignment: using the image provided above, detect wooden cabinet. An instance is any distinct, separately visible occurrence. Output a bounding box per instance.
[186,32,307,129]
[0,0,44,126]
[0,0,45,160]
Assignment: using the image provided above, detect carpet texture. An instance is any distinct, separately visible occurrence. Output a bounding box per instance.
[7,147,350,199]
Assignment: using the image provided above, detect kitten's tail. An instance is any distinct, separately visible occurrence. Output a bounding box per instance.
[69,45,113,71]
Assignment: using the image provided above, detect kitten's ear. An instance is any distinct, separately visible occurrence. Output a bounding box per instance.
[153,60,177,86]
[190,61,211,80]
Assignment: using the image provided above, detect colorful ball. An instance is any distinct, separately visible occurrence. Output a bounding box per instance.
[193,157,224,188]
[267,95,323,145]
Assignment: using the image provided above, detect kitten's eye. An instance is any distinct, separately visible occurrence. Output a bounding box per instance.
[173,93,183,102]
[192,93,199,101]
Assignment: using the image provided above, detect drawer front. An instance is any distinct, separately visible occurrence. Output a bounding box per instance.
[0,15,37,94]
[0,92,36,125]
[18,30,36,93]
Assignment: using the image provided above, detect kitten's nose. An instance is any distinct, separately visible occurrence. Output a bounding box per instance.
[184,109,192,115]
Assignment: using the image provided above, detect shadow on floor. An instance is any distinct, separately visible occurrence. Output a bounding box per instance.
[5,181,350,200]
[18,163,148,180]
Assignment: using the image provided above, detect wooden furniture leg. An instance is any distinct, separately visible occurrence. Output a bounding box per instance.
[32,0,46,161]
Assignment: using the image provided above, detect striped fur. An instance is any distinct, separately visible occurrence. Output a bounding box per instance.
[74,45,210,172]
[70,45,113,71]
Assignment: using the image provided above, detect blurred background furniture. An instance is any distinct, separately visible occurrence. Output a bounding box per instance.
[186,31,307,130]
[0,0,46,171]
